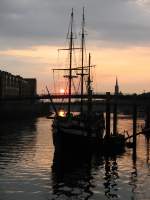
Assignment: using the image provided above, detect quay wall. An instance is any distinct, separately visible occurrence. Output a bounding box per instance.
[0,101,50,119]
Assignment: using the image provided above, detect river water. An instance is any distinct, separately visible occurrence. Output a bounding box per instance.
[0,116,149,200]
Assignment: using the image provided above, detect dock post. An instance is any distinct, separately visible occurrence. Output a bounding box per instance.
[133,103,137,148]
[145,106,150,129]
[113,103,117,135]
[106,92,111,138]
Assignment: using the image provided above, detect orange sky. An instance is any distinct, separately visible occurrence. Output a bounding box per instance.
[1,44,150,94]
[1,1,150,94]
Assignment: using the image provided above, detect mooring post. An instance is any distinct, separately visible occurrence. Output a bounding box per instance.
[145,105,150,129]
[133,103,137,148]
[113,102,117,135]
[106,92,111,138]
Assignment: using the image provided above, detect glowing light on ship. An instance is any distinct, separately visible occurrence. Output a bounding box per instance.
[58,110,65,117]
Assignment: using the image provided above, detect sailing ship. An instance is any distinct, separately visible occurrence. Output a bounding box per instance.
[51,8,105,150]
[50,8,125,151]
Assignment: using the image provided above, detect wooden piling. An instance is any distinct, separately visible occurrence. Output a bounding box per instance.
[145,106,150,129]
[106,92,111,138]
[133,103,137,148]
[113,103,117,135]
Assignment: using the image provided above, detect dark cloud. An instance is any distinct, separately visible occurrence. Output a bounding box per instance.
[0,0,150,49]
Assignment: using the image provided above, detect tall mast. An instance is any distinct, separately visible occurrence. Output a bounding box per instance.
[54,9,79,114]
[87,53,92,113]
[80,7,85,114]
[68,8,74,114]
[88,53,91,92]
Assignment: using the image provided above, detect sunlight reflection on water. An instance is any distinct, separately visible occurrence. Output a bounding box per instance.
[0,116,149,200]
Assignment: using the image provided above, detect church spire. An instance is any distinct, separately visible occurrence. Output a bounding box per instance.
[115,76,119,95]
[116,77,118,86]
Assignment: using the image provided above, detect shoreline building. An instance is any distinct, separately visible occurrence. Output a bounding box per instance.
[0,70,37,98]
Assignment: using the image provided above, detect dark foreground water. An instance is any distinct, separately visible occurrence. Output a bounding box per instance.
[0,116,149,200]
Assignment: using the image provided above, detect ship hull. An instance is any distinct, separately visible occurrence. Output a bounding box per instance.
[52,128,125,154]
[52,112,105,149]
[52,128,103,152]
[52,114,125,153]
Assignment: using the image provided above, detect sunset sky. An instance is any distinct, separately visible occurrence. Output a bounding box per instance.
[1,0,150,94]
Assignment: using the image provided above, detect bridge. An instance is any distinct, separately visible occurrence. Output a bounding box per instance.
[0,91,149,149]
[1,92,150,106]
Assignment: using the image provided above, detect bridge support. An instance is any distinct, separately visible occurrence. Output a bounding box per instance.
[106,92,111,138]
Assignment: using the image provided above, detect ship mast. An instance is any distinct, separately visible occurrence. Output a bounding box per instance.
[87,53,92,113]
[68,8,74,114]
[80,7,85,114]
[53,9,80,115]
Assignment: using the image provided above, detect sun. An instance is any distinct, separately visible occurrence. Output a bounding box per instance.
[60,88,65,94]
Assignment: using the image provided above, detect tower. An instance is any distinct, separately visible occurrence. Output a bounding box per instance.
[115,77,119,95]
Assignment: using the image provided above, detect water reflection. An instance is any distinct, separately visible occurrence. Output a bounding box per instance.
[0,119,37,170]
[146,136,150,165]
[104,157,119,199]
[0,117,149,200]
[51,150,93,199]
[129,148,137,200]
[51,129,150,199]
[0,118,53,200]
[51,149,124,200]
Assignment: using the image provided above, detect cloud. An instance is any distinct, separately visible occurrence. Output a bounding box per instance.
[1,0,150,93]
[0,0,150,49]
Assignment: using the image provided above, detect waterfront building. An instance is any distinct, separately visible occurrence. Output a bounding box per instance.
[0,70,37,98]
